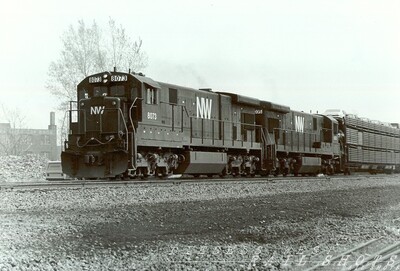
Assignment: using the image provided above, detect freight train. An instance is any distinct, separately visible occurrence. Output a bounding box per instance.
[61,71,400,179]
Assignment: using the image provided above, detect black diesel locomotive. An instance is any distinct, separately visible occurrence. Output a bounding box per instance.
[61,71,400,179]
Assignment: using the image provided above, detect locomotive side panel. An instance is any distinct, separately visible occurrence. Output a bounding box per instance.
[216,92,263,150]
[134,83,238,176]
[220,94,233,143]
[190,90,221,145]
[278,111,322,154]
[272,110,340,175]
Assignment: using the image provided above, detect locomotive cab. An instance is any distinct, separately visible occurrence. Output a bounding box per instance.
[62,71,142,179]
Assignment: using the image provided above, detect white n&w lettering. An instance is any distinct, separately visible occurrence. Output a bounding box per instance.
[196,97,212,119]
[295,116,305,133]
[90,106,105,115]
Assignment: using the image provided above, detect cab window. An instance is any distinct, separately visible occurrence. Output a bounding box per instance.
[94,86,108,97]
[78,89,88,100]
[110,85,125,96]
[146,87,158,104]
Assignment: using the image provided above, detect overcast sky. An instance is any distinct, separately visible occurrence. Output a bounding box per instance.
[1,0,399,128]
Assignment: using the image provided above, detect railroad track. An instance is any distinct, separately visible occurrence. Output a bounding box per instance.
[0,174,391,190]
[0,175,294,190]
[305,238,400,270]
[0,178,183,190]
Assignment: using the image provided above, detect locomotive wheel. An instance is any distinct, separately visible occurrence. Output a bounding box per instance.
[109,175,122,181]
[219,168,228,178]
[327,165,334,175]
[155,167,162,179]
[219,168,227,178]
[122,172,130,180]
[283,168,289,177]
[156,167,168,179]
[138,168,149,179]
[244,168,256,177]
[162,168,169,178]
[232,168,239,177]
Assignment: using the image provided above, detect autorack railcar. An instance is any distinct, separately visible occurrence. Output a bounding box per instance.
[324,110,400,174]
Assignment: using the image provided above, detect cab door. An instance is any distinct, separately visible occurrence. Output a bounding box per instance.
[143,85,160,124]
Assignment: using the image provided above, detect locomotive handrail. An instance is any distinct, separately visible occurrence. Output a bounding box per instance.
[126,97,143,168]
[129,97,143,133]
[159,101,190,117]
[160,101,190,132]
[273,127,339,153]
[99,108,129,152]
[69,100,77,111]
[274,127,328,141]
[66,107,128,151]
[61,110,69,151]
[259,128,278,169]
[67,109,86,134]
[61,106,83,150]
[262,127,274,144]
[188,116,263,146]
[76,136,114,148]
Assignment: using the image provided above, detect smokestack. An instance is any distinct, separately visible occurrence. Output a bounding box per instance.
[48,112,56,130]
[50,112,55,126]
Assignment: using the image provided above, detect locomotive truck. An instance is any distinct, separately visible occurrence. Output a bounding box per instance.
[61,71,400,179]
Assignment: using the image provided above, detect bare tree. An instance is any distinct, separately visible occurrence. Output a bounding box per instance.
[47,18,148,110]
[0,105,31,156]
[106,19,148,72]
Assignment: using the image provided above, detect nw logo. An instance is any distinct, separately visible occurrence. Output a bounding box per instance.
[90,106,105,115]
[196,97,212,119]
[295,116,305,133]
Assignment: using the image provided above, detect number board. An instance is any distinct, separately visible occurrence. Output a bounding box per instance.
[88,74,128,83]
[111,75,128,82]
[88,76,102,84]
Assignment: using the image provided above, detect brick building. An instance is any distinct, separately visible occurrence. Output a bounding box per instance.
[0,112,58,160]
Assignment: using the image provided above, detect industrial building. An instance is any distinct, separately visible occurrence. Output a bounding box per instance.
[0,112,58,160]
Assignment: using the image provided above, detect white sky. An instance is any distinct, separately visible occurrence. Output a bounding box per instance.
[0,0,399,128]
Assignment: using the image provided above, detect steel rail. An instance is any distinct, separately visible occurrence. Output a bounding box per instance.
[304,238,382,271]
[305,238,400,271]
[0,174,393,190]
[346,241,400,271]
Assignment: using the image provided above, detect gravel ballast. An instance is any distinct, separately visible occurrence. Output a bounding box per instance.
[0,155,47,182]
[1,175,400,270]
